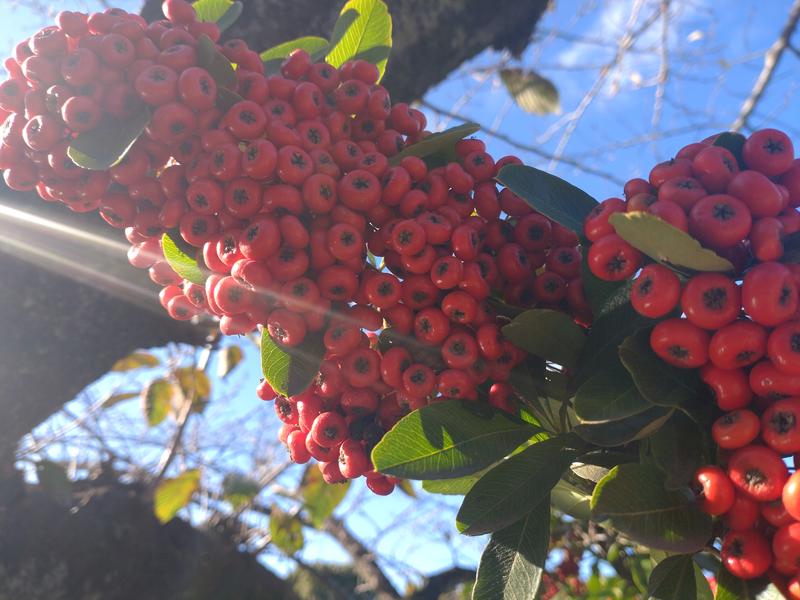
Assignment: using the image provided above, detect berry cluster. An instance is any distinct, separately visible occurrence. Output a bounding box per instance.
[584,128,800,589]
[0,1,588,495]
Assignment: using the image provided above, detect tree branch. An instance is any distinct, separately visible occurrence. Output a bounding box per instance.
[731,0,800,132]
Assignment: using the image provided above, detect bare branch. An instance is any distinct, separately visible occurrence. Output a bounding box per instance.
[417,99,625,186]
[731,0,800,132]
[652,0,672,128]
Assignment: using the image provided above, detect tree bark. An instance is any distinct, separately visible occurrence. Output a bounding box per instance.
[141,0,549,103]
[0,474,298,600]
[0,189,209,462]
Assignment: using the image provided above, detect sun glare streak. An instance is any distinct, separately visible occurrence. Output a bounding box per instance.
[0,199,162,313]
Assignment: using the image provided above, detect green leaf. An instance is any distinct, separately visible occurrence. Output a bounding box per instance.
[175,367,212,407]
[645,411,710,490]
[714,569,784,600]
[216,87,244,111]
[619,329,703,407]
[577,302,655,382]
[217,345,244,378]
[456,437,580,535]
[784,231,800,264]
[422,474,481,496]
[197,34,237,89]
[591,464,712,553]
[67,107,150,170]
[154,469,201,523]
[326,0,392,82]
[300,464,350,528]
[610,211,734,273]
[192,0,243,31]
[112,351,160,372]
[260,36,330,75]
[713,132,747,170]
[499,68,560,115]
[270,505,305,554]
[36,460,71,506]
[102,391,139,409]
[496,164,598,235]
[574,406,673,447]
[222,473,261,510]
[260,328,326,398]
[371,400,540,480]
[502,309,585,369]
[551,478,592,520]
[142,379,178,427]
[646,555,713,600]
[390,123,480,166]
[574,363,650,423]
[162,233,206,285]
[472,497,550,600]
[581,256,632,318]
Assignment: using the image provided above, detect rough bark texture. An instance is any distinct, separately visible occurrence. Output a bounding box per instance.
[0,188,209,463]
[0,472,297,600]
[142,0,549,102]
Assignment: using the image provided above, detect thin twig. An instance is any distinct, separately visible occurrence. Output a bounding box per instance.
[652,0,672,129]
[549,0,660,170]
[417,99,625,186]
[731,0,800,132]
[152,341,215,487]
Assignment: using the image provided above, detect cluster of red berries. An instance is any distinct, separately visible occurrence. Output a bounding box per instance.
[583,128,800,589]
[0,1,589,495]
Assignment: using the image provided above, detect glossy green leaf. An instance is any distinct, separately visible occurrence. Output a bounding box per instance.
[216,87,244,111]
[371,400,540,480]
[67,107,150,170]
[270,505,305,555]
[192,0,242,31]
[502,309,585,369]
[260,36,330,74]
[610,212,734,272]
[222,473,261,510]
[217,345,244,378]
[197,34,237,89]
[574,363,650,423]
[472,497,549,600]
[260,328,326,398]
[390,123,481,165]
[397,479,416,498]
[646,555,713,600]
[162,233,206,285]
[645,411,710,490]
[574,406,673,447]
[713,131,747,170]
[500,68,560,115]
[581,256,632,318]
[112,351,160,372]
[154,469,201,523]
[36,460,71,506]
[456,437,580,536]
[422,473,481,496]
[326,0,392,81]
[496,164,598,235]
[300,464,350,528]
[577,302,655,382]
[591,464,712,553]
[619,329,703,407]
[142,379,178,427]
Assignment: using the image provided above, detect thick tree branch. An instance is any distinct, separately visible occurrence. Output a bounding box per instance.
[731,0,800,132]
[141,0,549,102]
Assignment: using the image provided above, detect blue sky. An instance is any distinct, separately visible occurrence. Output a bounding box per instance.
[4,0,800,592]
